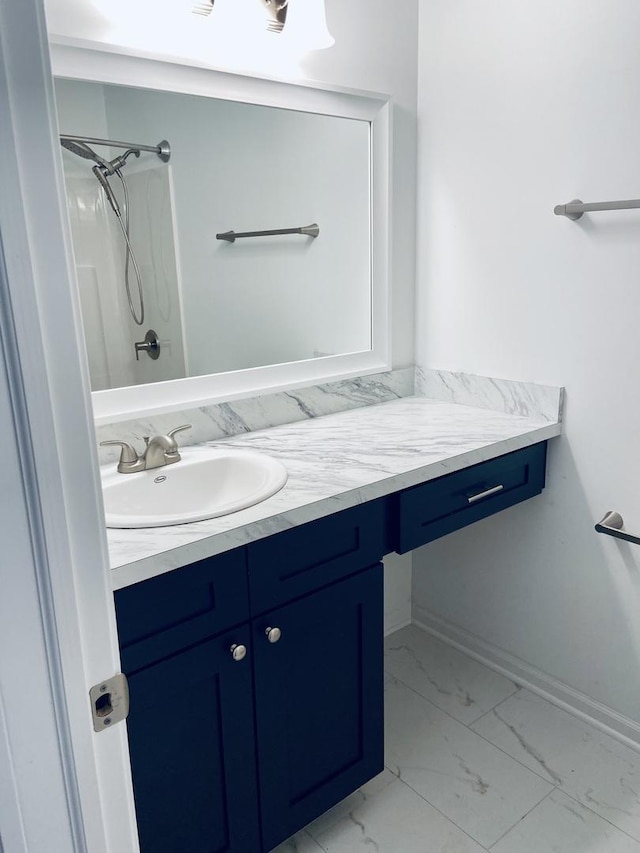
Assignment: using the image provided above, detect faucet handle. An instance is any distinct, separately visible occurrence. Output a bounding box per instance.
[167,424,192,444]
[99,440,145,473]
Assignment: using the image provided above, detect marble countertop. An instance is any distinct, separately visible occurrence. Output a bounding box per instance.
[108,395,562,590]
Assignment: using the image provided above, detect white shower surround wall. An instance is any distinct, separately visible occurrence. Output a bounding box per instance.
[64,174,137,390]
[56,79,188,390]
[121,165,187,387]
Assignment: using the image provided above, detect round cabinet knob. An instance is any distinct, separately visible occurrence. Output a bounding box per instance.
[265,626,282,644]
[230,643,247,662]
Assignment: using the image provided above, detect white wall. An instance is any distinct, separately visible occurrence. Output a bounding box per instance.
[414,0,640,727]
[44,0,418,369]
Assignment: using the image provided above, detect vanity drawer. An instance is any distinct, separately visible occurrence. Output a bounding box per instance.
[396,442,547,554]
[115,548,249,668]
[247,499,389,614]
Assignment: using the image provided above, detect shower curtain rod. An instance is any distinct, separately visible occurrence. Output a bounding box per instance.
[59,134,171,162]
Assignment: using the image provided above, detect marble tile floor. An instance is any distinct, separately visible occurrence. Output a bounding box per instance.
[272,623,640,853]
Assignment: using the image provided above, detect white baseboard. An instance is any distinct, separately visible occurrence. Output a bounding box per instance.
[384,614,412,637]
[412,606,640,753]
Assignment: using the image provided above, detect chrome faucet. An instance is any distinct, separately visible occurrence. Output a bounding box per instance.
[101,425,192,473]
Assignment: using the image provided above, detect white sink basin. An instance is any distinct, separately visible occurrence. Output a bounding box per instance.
[101,446,288,528]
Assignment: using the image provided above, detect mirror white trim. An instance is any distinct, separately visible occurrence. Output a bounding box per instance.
[50,43,391,426]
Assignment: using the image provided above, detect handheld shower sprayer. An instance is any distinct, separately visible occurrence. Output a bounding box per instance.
[60,135,170,328]
[60,136,148,325]
[92,165,121,217]
[90,163,146,325]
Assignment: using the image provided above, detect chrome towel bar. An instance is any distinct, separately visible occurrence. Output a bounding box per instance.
[595,511,640,546]
[216,223,320,243]
[554,198,640,220]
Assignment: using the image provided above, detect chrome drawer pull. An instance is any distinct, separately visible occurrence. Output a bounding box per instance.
[467,484,504,504]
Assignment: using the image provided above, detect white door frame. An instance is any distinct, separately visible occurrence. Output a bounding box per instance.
[0,0,138,850]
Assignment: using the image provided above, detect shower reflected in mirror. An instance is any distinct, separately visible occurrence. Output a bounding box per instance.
[60,135,171,328]
[55,78,372,396]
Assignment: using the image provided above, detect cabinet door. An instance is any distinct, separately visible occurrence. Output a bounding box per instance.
[253,564,384,851]
[123,629,260,853]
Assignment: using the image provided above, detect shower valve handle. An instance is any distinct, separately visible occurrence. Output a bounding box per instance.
[135,329,161,361]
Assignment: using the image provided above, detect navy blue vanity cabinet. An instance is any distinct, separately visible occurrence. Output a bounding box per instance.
[115,549,260,853]
[114,444,548,853]
[247,498,389,614]
[122,630,260,853]
[246,500,387,850]
[115,502,387,853]
[395,442,547,553]
[252,564,384,852]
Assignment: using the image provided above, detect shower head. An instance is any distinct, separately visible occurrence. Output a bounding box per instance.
[60,138,96,159]
[60,138,114,173]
